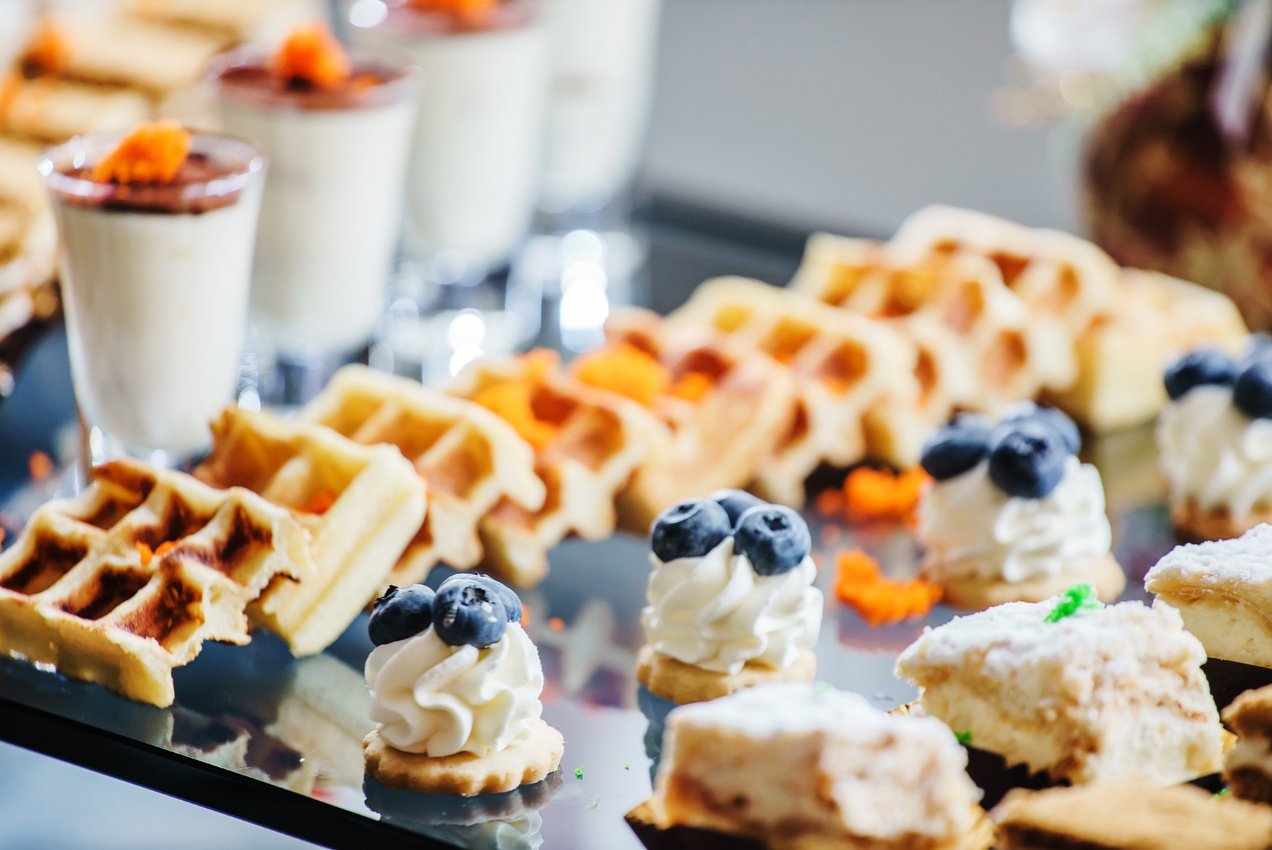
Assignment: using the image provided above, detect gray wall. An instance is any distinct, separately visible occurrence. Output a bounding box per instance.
[646,0,1082,236]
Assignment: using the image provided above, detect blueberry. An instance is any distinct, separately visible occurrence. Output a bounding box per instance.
[461,573,522,624]
[1000,402,1081,455]
[1234,359,1272,420]
[734,505,812,576]
[708,489,765,527]
[368,584,435,646]
[433,577,509,648]
[986,420,1067,499]
[650,498,731,562]
[920,413,993,480]
[1163,348,1237,401]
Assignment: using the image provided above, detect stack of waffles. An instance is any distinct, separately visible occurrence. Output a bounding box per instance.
[0,460,315,706]
[0,136,56,354]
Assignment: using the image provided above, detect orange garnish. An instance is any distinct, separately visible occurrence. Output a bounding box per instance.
[841,466,929,524]
[668,371,713,402]
[520,602,530,628]
[407,0,500,26]
[28,450,53,482]
[547,616,565,632]
[834,549,942,626]
[572,343,670,407]
[91,120,191,185]
[472,381,558,449]
[270,22,351,91]
[154,541,177,558]
[302,489,337,515]
[136,542,154,566]
[522,348,560,381]
[20,18,69,76]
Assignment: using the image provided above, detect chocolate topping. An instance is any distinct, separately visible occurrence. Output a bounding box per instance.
[215,59,412,111]
[376,0,536,35]
[53,153,246,215]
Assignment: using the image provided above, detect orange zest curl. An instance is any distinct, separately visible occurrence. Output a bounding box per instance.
[91,120,191,185]
[408,0,501,26]
[302,489,337,515]
[135,540,179,567]
[668,371,714,402]
[270,22,351,90]
[472,381,558,450]
[572,343,670,407]
[21,18,69,77]
[834,549,943,626]
[28,450,53,482]
[834,466,930,524]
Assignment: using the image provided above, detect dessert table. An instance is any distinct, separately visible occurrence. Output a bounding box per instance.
[0,200,1172,850]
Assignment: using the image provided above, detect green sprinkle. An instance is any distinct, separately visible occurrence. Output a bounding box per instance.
[574,767,584,780]
[812,681,833,697]
[954,731,973,745]
[587,799,599,810]
[624,763,631,771]
[1215,787,1231,798]
[1043,583,1102,623]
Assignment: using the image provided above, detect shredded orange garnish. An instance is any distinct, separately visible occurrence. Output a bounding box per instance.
[520,602,530,628]
[154,541,177,558]
[547,616,565,632]
[472,381,558,449]
[28,450,53,482]
[270,21,351,90]
[572,342,670,407]
[91,120,191,185]
[668,371,713,402]
[21,18,69,76]
[522,348,560,381]
[834,549,943,626]
[814,488,844,517]
[302,489,336,515]
[408,0,500,26]
[136,542,154,566]
[841,466,930,524]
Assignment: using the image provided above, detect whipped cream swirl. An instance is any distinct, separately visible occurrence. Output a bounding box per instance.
[366,623,544,758]
[1158,385,1272,516]
[918,455,1111,582]
[641,538,822,675]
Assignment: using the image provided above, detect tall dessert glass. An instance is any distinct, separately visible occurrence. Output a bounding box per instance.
[39,125,264,467]
[211,26,419,405]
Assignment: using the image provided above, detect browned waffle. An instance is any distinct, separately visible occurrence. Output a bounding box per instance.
[0,459,314,706]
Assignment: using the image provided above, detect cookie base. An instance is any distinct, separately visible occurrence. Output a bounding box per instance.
[1170,500,1272,542]
[932,553,1126,612]
[636,646,816,706]
[363,720,564,797]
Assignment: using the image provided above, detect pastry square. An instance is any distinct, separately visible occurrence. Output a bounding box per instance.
[646,684,987,850]
[1145,525,1272,669]
[895,596,1224,785]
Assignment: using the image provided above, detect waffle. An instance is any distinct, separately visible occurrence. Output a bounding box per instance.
[450,351,669,585]
[666,276,921,501]
[126,0,323,44]
[1045,270,1248,431]
[597,309,799,530]
[299,365,545,587]
[0,459,315,706]
[0,74,151,144]
[195,408,427,657]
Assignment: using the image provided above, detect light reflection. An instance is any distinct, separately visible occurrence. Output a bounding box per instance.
[347,0,387,29]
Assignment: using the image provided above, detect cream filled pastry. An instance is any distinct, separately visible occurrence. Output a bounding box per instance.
[637,490,822,705]
[917,404,1123,610]
[363,576,564,796]
[1159,338,1272,541]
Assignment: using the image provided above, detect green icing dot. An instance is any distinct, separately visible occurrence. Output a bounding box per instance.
[954,731,973,745]
[1043,583,1102,623]
[574,767,584,780]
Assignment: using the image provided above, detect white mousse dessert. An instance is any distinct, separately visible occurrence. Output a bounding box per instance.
[917,406,1123,610]
[895,589,1225,787]
[350,0,547,274]
[647,684,986,850]
[39,122,264,459]
[213,23,417,361]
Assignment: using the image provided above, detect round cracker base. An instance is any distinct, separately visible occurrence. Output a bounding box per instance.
[934,553,1126,612]
[363,720,564,797]
[1170,499,1272,543]
[636,645,816,705]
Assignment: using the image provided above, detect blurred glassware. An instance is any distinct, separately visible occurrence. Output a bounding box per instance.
[39,130,264,469]
[210,43,419,407]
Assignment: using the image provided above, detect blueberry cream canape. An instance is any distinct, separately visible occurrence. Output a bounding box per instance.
[1159,337,1272,541]
[628,684,991,850]
[917,404,1123,610]
[363,576,564,796]
[636,491,822,705]
[895,586,1225,791]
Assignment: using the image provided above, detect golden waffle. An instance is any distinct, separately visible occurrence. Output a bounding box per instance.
[1045,270,1248,432]
[450,351,670,586]
[127,0,324,43]
[298,365,545,586]
[0,459,315,707]
[0,75,151,144]
[665,276,921,502]
[596,309,800,530]
[195,408,427,657]
[0,138,57,298]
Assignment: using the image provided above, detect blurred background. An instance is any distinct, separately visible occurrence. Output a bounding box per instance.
[0,0,1257,846]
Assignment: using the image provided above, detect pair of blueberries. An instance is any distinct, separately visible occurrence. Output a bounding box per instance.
[650,489,811,576]
[920,402,1081,500]
[1164,335,1272,419]
[368,575,521,649]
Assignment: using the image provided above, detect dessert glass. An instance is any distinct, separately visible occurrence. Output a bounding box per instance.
[38,132,265,466]
[211,50,419,405]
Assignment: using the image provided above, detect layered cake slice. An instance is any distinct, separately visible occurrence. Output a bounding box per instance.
[633,683,989,850]
[895,590,1224,786]
[1224,685,1272,804]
